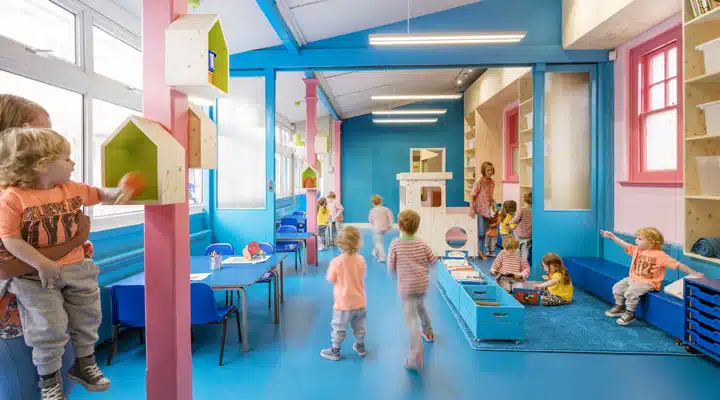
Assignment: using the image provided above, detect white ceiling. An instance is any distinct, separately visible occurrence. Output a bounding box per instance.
[276,72,329,123]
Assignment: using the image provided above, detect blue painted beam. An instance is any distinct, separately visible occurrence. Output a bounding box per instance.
[231,46,609,71]
[255,0,300,55]
[304,72,339,121]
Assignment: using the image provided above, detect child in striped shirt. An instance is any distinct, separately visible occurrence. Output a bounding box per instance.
[491,236,530,293]
[388,209,437,371]
[510,192,533,262]
[368,194,393,263]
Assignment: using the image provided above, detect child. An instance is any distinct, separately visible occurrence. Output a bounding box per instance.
[321,226,367,361]
[0,127,130,398]
[484,203,499,257]
[533,253,573,306]
[510,192,532,262]
[469,162,495,260]
[317,197,330,251]
[601,228,701,326]
[498,200,518,244]
[368,194,393,262]
[327,191,344,245]
[388,209,437,371]
[490,236,530,293]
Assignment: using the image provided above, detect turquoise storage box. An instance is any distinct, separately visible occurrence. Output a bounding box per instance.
[458,284,525,341]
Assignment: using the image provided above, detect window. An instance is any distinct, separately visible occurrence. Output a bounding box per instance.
[504,105,519,182]
[0,70,83,181]
[0,0,76,63]
[189,169,203,205]
[93,26,143,89]
[628,26,683,185]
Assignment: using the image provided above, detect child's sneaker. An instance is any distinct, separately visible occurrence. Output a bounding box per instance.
[320,347,341,361]
[616,311,636,326]
[68,355,111,392]
[39,372,65,400]
[605,305,625,317]
[353,342,367,357]
[421,330,435,343]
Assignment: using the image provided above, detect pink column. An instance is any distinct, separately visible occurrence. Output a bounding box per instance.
[304,77,319,264]
[333,119,342,203]
[142,1,192,398]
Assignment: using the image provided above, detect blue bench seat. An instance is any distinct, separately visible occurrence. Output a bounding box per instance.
[565,257,684,339]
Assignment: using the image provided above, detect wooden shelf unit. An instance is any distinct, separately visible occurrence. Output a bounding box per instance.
[464,112,477,203]
[683,0,720,265]
[518,72,533,200]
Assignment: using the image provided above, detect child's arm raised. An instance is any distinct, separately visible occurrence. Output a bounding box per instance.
[600,230,631,250]
[677,263,703,277]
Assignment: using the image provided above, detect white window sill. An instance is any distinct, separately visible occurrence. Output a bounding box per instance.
[91,204,205,232]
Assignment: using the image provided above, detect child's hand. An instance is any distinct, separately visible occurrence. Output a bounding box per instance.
[532,284,542,290]
[490,269,497,276]
[38,261,61,289]
[600,230,615,239]
[514,273,524,279]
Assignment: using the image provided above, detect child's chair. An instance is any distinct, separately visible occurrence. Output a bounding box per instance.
[276,225,301,271]
[107,285,146,366]
[190,283,241,366]
[280,217,300,232]
[254,242,276,308]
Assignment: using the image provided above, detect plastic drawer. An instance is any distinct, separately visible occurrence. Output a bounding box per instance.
[688,320,720,342]
[688,296,720,318]
[688,331,720,356]
[688,285,720,307]
[689,308,720,331]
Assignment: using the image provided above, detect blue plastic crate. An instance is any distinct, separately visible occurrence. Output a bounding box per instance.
[689,308,720,331]
[458,284,524,341]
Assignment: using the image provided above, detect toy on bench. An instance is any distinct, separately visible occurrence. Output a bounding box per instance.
[512,288,540,305]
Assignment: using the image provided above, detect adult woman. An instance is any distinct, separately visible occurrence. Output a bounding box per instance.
[468,162,496,260]
[0,94,91,400]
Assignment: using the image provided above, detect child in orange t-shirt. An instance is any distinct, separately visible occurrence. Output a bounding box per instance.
[601,228,702,326]
[0,127,131,397]
[321,226,367,361]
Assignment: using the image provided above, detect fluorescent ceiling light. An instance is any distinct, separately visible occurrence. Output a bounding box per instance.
[373,118,438,124]
[369,32,526,46]
[372,109,447,115]
[371,94,462,100]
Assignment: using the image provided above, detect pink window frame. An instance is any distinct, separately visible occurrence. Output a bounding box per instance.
[627,25,683,187]
[504,104,519,182]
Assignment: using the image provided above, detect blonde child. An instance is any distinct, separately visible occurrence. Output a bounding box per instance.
[533,253,573,306]
[601,228,702,326]
[388,210,437,371]
[510,192,532,262]
[368,194,393,263]
[469,162,495,260]
[498,200,518,244]
[490,236,530,293]
[327,192,344,245]
[317,197,330,251]
[484,203,500,257]
[0,127,131,398]
[321,226,367,361]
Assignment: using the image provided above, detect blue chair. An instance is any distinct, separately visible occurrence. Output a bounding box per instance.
[190,283,241,366]
[255,242,277,308]
[280,217,299,230]
[205,243,237,305]
[276,225,301,271]
[292,211,306,218]
[107,285,146,366]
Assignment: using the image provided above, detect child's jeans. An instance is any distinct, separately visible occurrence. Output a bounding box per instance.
[402,293,432,364]
[612,277,655,312]
[331,222,342,243]
[484,235,498,255]
[9,259,101,376]
[518,237,532,262]
[496,275,525,293]
[318,225,328,249]
[476,216,490,254]
[330,308,366,349]
[372,230,387,261]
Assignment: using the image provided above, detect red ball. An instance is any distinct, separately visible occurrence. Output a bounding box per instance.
[119,171,148,196]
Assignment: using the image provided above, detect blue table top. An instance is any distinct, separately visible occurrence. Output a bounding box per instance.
[106,254,288,290]
[276,232,314,240]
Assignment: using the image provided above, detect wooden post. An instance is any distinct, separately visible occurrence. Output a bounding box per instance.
[142,0,192,398]
[304,78,319,263]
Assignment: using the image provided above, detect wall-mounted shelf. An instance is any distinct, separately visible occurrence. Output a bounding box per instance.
[301,164,319,189]
[102,116,186,205]
[520,156,533,161]
[188,104,217,169]
[683,0,720,265]
[166,14,229,101]
[518,72,534,200]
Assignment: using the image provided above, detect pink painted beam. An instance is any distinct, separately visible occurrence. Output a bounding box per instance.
[142,0,192,398]
[333,120,342,203]
[304,77,319,264]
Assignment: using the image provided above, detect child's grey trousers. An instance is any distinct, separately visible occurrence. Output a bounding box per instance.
[330,308,366,349]
[9,259,101,375]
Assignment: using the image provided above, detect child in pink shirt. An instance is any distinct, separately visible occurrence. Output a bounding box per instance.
[327,191,344,245]
[368,194,394,263]
[321,226,367,361]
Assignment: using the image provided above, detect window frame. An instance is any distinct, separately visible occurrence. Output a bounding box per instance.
[626,25,683,187]
[503,103,520,182]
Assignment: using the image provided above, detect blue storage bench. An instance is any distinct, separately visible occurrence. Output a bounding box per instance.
[565,257,684,338]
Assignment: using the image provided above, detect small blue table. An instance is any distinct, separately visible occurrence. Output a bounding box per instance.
[276,231,318,267]
[107,254,287,352]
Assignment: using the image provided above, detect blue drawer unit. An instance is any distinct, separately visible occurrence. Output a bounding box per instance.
[458,285,525,341]
[437,263,461,309]
[684,278,720,363]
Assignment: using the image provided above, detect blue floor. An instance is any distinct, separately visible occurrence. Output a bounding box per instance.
[72,229,719,399]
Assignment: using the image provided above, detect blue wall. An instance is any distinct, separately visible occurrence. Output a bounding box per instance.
[276,194,307,219]
[341,99,464,222]
[95,213,211,342]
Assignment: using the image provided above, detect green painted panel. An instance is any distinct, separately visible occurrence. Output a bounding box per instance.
[104,122,159,201]
[209,21,228,94]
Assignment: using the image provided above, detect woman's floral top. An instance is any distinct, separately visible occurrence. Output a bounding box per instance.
[471,177,495,218]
